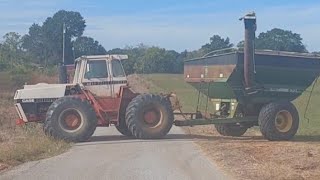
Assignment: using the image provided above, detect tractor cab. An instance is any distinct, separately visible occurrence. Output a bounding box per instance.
[73,55,128,97]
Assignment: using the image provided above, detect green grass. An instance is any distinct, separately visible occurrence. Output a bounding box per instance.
[142,74,213,112]
[294,78,320,135]
[142,73,320,136]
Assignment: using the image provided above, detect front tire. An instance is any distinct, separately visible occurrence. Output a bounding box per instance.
[259,102,299,141]
[44,97,97,142]
[125,94,174,139]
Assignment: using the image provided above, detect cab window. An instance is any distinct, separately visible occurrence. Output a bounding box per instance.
[84,60,108,79]
[112,60,126,77]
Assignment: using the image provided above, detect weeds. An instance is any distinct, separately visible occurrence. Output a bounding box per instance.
[0,73,69,169]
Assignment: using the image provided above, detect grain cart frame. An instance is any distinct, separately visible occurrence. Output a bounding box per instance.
[14,55,174,142]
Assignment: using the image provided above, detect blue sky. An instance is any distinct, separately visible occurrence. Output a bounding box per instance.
[1,0,320,52]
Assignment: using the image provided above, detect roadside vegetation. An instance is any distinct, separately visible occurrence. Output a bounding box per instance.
[0,71,70,171]
[140,74,320,180]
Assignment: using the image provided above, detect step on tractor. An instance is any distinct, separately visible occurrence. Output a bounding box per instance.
[13,13,320,142]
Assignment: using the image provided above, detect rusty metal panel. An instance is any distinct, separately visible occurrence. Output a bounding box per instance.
[184,53,238,83]
[184,64,236,82]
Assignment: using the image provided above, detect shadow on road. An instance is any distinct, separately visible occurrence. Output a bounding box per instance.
[75,133,320,146]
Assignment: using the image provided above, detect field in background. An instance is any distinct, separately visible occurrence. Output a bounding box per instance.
[0,71,69,171]
[140,74,320,180]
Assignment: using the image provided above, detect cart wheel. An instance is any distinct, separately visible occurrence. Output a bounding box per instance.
[259,102,299,141]
[214,124,248,137]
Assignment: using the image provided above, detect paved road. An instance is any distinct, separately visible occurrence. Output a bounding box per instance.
[0,127,228,180]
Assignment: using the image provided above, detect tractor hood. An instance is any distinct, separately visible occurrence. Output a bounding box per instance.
[14,83,74,100]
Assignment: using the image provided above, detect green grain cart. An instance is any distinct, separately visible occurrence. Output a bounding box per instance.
[174,13,320,141]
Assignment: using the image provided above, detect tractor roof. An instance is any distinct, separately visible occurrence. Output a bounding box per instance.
[75,55,128,62]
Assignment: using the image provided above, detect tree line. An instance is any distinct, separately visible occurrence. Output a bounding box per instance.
[0,10,314,74]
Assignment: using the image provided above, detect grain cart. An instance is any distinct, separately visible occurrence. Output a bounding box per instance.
[14,55,174,142]
[174,13,320,140]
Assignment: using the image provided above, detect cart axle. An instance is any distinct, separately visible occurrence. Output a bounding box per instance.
[174,116,257,126]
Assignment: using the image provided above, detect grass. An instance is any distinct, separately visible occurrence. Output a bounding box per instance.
[0,71,69,170]
[142,74,213,112]
[294,78,320,136]
[0,126,70,166]
[139,73,320,180]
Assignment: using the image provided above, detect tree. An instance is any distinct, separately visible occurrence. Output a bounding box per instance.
[201,35,233,55]
[22,24,47,65]
[22,10,87,66]
[255,28,307,52]
[108,44,182,75]
[73,36,106,58]
[108,44,149,75]
[236,41,244,48]
[133,46,180,74]
[0,32,25,67]
[42,10,86,64]
[2,32,22,51]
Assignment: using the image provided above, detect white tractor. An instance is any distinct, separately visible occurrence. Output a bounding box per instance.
[14,55,174,142]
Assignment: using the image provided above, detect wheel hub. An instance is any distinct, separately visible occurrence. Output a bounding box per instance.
[275,110,293,133]
[59,109,83,131]
[65,114,81,130]
[144,110,159,125]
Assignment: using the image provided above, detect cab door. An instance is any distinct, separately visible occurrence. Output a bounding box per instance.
[110,59,127,97]
[82,60,112,97]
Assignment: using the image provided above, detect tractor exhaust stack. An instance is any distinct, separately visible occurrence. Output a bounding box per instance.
[240,12,257,92]
[58,63,68,84]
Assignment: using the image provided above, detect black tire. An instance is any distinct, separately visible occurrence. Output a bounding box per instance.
[214,124,248,137]
[125,94,174,139]
[259,102,299,141]
[115,124,132,137]
[115,107,132,137]
[44,97,97,142]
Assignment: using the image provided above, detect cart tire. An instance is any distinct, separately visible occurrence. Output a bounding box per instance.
[259,102,299,141]
[44,97,97,142]
[125,94,173,139]
[214,124,248,137]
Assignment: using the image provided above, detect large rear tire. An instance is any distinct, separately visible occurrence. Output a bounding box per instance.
[44,97,97,142]
[259,102,299,141]
[125,94,173,139]
[115,107,132,137]
[115,124,132,137]
[215,124,248,137]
